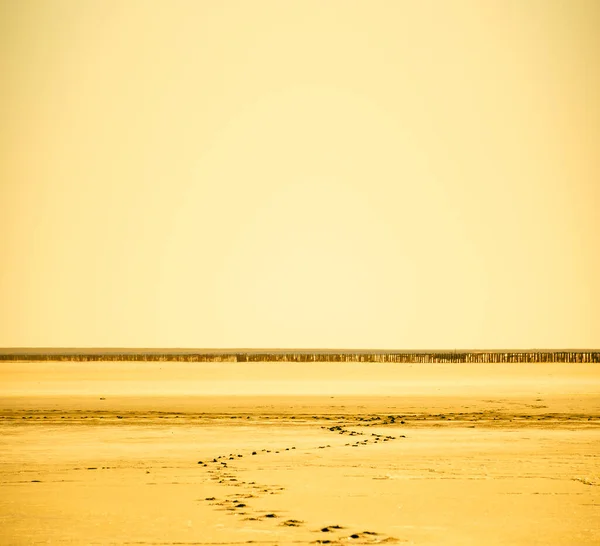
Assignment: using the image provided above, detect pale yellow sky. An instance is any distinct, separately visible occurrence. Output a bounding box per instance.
[1,1,599,349]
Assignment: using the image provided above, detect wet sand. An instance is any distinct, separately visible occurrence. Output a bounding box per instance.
[1,364,599,544]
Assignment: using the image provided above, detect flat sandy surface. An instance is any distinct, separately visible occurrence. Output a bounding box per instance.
[1,363,599,545]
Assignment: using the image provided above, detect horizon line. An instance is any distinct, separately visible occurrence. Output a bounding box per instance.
[1,347,600,353]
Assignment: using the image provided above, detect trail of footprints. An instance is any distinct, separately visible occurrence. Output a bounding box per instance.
[196,423,403,543]
[322,425,405,447]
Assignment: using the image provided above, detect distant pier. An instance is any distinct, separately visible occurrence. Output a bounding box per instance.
[0,349,598,363]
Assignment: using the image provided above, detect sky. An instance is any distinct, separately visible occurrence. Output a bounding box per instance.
[1,1,599,350]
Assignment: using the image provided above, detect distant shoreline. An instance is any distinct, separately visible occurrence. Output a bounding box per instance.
[0,348,598,363]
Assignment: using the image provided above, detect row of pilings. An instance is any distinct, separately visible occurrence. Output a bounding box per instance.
[0,351,598,363]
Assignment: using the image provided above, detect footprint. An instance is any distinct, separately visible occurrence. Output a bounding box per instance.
[281,519,304,527]
[319,524,344,532]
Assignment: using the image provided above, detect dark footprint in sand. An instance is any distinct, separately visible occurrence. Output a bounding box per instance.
[281,519,303,527]
[320,525,344,532]
[348,531,395,542]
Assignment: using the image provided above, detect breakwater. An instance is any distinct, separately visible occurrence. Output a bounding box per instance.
[0,349,598,363]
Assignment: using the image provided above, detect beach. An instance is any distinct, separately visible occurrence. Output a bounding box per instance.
[3,0,599,542]
[1,363,599,545]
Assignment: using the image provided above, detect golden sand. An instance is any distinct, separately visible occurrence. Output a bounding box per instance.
[1,363,599,545]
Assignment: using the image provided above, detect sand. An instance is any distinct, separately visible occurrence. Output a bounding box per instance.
[1,363,599,545]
